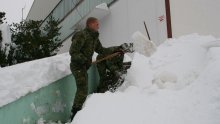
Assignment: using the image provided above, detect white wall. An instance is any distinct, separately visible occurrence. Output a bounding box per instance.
[170,0,220,38]
[27,0,60,21]
[58,0,168,54]
[99,0,168,47]
[59,37,72,54]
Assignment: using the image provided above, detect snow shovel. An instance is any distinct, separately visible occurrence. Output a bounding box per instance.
[131,21,157,57]
[92,43,134,64]
[92,52,122,64]
[132,31,157,57]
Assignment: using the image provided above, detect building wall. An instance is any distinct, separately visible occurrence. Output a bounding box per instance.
[58,0,168,54]
[99,0,167,47]
[59,37,72,54]
[170,0,220,38]
[26,0,60,21]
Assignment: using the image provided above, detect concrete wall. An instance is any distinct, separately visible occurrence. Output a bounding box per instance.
[170,0,220,38]
[0,65,99,124]
[58,0,168,54]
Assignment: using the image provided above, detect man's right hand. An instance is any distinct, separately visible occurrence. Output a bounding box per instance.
[120,43,134,53]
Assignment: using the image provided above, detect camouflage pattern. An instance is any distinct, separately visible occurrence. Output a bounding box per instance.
[69,28,120,108]
[96,53,124,93]
[69,28,119,67]
[70,64,88,108]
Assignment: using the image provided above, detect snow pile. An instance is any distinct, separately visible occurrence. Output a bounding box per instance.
[128,34,212,89]
[0,53,71,107]
[72,34,220,124]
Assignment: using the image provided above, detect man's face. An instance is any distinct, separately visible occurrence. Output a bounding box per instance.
[89,20,99,32]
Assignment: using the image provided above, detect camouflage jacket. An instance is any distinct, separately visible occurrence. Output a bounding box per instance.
[69,28,119,68]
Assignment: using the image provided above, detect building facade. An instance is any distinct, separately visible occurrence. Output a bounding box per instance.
[170,0,220,38]
[27,0,171,54]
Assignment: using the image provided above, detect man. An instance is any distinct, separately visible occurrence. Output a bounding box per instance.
[69,17,121,120]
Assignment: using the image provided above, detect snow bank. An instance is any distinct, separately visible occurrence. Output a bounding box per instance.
[126,34,216,90]
[0,53,71,107]
[71,34,220,124]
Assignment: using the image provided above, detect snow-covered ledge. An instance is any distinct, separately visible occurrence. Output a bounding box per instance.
[0,53,71,107]
[0,52,99,123]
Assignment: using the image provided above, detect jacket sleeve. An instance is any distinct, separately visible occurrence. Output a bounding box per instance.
[69,32,87,64]
[95,39,120,55]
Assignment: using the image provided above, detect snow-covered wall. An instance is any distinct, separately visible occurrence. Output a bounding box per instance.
[0,75,75,124]
[0,53,99,123]
[170,0,220,38]
[0,53,71,107]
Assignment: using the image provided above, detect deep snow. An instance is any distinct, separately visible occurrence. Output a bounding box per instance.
[0,32,220,124]
[71,34,220,124]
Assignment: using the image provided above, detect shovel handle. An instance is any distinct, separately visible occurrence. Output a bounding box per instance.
[92,52,122,64]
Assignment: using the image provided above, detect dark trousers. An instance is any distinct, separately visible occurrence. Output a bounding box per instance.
[70,63,88,109]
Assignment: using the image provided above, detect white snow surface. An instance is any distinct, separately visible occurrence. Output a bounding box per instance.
[1,31,220,124]
[132,31,157,57]
[71,34,220,124]
[0,53,71,107]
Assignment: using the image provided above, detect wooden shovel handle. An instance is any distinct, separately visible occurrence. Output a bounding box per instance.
[92,52,122,64]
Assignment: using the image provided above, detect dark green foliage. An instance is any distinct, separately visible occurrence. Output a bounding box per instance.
[0,47,8,67]
[0,12,6,43]
[0,12,6,67]
[0,12,6,24]
[0,31,2,43]
[8,16,63,65]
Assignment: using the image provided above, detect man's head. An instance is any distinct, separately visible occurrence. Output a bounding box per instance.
[86,17,99,32]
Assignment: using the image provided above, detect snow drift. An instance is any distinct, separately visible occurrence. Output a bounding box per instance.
[0,31,220,124]
[71,34,220,124]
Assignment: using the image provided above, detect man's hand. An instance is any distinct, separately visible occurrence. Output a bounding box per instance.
[120,43,134,53]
